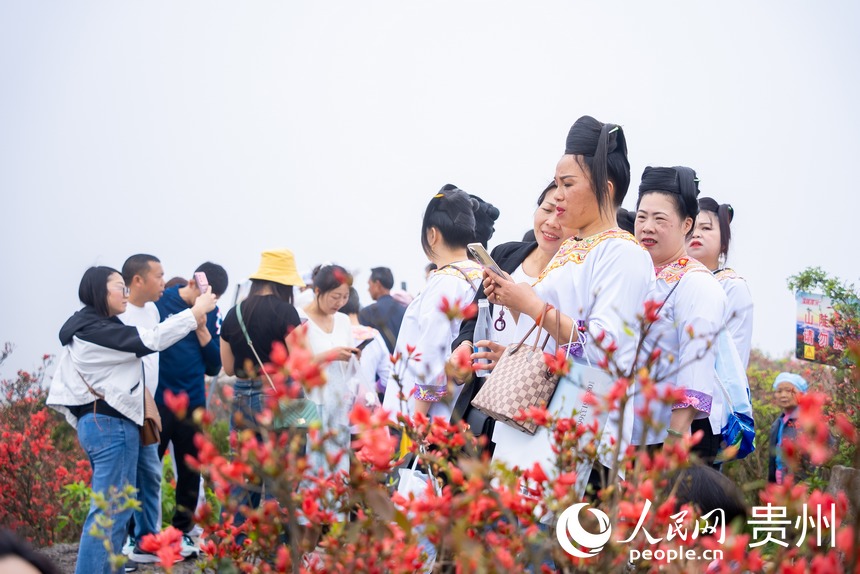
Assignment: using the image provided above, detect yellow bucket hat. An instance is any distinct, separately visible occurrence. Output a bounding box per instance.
[249,249,306,287]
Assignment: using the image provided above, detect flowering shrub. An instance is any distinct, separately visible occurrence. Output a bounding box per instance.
[0,345,91,546]
[135,294,859,574]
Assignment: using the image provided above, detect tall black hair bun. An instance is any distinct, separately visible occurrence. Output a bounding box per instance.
[565,115,602,156]
[469,193,500,247]
[639,166,700,219]
[616,208,635,234]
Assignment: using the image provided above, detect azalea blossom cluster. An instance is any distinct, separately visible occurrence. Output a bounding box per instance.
[128,298,860,572]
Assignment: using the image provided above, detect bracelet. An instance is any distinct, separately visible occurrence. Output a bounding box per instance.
[536,304,555,324]
[461,341,474,350]
[666,428,684,438]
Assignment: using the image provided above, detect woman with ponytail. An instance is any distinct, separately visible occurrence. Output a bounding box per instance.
[687,198,754,368]
[483,116,655,487]
[633,167,728,465]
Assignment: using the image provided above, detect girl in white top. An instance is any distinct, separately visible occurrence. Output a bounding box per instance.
[687,198,754,368]
[633,167,728,463]
[382,185,483,422]
[483,116,655,480]
[298,264,359,478]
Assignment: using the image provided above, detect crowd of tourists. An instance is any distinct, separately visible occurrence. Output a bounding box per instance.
[43,114,818,573]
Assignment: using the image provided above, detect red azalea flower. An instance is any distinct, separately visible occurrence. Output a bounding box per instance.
[139,526,183,568]
[543,349,570,377]
[269,341,288,366]
[164,389,189,420]
[643,300,662,323]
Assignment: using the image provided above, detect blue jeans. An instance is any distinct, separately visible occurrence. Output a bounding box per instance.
[76,413,139,574]
[229,381,270,531]
[133,443,162,539]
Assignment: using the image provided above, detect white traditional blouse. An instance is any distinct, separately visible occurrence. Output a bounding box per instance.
[632,256,728,446]
[491,263,535,348]
[492,229,655,471]
[714,268,754,369]
[382,260,482,421]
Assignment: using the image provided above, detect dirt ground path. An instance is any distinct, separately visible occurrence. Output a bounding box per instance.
[38,543,202,574]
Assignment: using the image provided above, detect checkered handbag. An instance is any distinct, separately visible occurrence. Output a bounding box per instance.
[470,305,559,435]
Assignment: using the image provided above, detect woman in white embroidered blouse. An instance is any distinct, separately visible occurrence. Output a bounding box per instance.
[633,167,728,464]
[382,185,483,422]
[483,116,654,484]
[687,197,754,368]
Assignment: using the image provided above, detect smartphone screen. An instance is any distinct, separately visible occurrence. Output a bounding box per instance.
[194,271,210,294]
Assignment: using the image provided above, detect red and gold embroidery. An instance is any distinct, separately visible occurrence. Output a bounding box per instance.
[714,267,742,282]
[658,256,710,285]
[533,228,640,285]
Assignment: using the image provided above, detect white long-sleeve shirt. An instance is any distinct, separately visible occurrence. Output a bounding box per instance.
[492,229,655,471]
[715,268,754,369]
[382,260,481,422]
[632,257,727,446]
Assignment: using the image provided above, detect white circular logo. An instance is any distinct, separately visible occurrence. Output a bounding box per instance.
[556,502,612,558]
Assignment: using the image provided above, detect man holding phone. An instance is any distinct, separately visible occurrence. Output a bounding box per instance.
[154,261,228,557]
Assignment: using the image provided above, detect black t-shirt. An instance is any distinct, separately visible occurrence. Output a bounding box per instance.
[220,295,301,379]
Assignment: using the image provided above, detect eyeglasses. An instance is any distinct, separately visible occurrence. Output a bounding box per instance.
[109,285,130,297]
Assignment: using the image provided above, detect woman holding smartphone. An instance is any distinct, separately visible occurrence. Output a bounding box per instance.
[453,181,576,365]
[47,266,216,574]
[482,116,655,486]
[298,264,359,478]
[449,182,577,449]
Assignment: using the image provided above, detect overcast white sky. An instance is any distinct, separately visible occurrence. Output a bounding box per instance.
[1,1,858,378]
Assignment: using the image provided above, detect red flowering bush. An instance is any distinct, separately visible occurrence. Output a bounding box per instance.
[0,345,91,546]
[141,293,857,573]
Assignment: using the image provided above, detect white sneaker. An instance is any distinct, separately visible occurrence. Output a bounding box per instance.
[121,536,135,557]
[179,533,200,559]
[188,524,204,540]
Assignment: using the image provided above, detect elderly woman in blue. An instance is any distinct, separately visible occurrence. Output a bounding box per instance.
[633,166,728,463]
[768,372,810,484]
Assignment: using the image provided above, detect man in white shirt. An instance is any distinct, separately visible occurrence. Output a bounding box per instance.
[118,254,165,564]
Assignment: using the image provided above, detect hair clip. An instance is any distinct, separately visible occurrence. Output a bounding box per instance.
[608,126,620,134]
[434,193,445,198]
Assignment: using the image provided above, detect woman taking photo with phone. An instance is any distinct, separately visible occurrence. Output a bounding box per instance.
[47,266,216,574]
[632,167,728,464]
[482,116,654,485]
[382,185,483,422]
[686,197,754,368]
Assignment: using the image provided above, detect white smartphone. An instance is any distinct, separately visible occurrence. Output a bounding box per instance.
[467,243,505,277]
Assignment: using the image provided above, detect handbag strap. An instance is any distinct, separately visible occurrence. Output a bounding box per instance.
[75,369,105,400]
[510,303,553,354]
[236,302,277,392]
[537,304,561,352]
